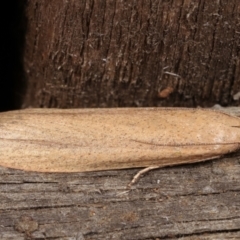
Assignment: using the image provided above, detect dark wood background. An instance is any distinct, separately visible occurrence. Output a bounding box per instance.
[22,0,240,109]
[0,0,240,239]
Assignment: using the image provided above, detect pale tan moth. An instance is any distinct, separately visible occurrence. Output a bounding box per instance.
[0,108,240,186]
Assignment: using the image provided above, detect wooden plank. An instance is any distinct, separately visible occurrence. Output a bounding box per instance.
[23,0,240,108]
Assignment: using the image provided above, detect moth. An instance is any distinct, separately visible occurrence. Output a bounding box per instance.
[0,108,240,185]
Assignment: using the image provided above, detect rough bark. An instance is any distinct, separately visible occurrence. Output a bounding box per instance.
[23,0,240,108]
[0,107,240,239]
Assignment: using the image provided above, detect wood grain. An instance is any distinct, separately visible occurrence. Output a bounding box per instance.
[23,0,240,108]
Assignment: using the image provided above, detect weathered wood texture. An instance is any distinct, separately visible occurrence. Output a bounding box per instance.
[0,107,240,239]
[23,0,240,108]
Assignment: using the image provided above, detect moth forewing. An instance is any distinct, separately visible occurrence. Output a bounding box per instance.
[0,108,240,173]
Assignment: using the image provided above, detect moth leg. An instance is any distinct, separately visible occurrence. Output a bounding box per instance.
[128,166,161,188]
[127,155,223,188]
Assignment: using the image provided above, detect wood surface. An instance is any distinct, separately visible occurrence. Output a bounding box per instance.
[23,0,240,108]
[0,107,240,239]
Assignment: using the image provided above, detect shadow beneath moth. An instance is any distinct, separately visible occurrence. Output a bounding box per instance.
[0,108,240,186]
